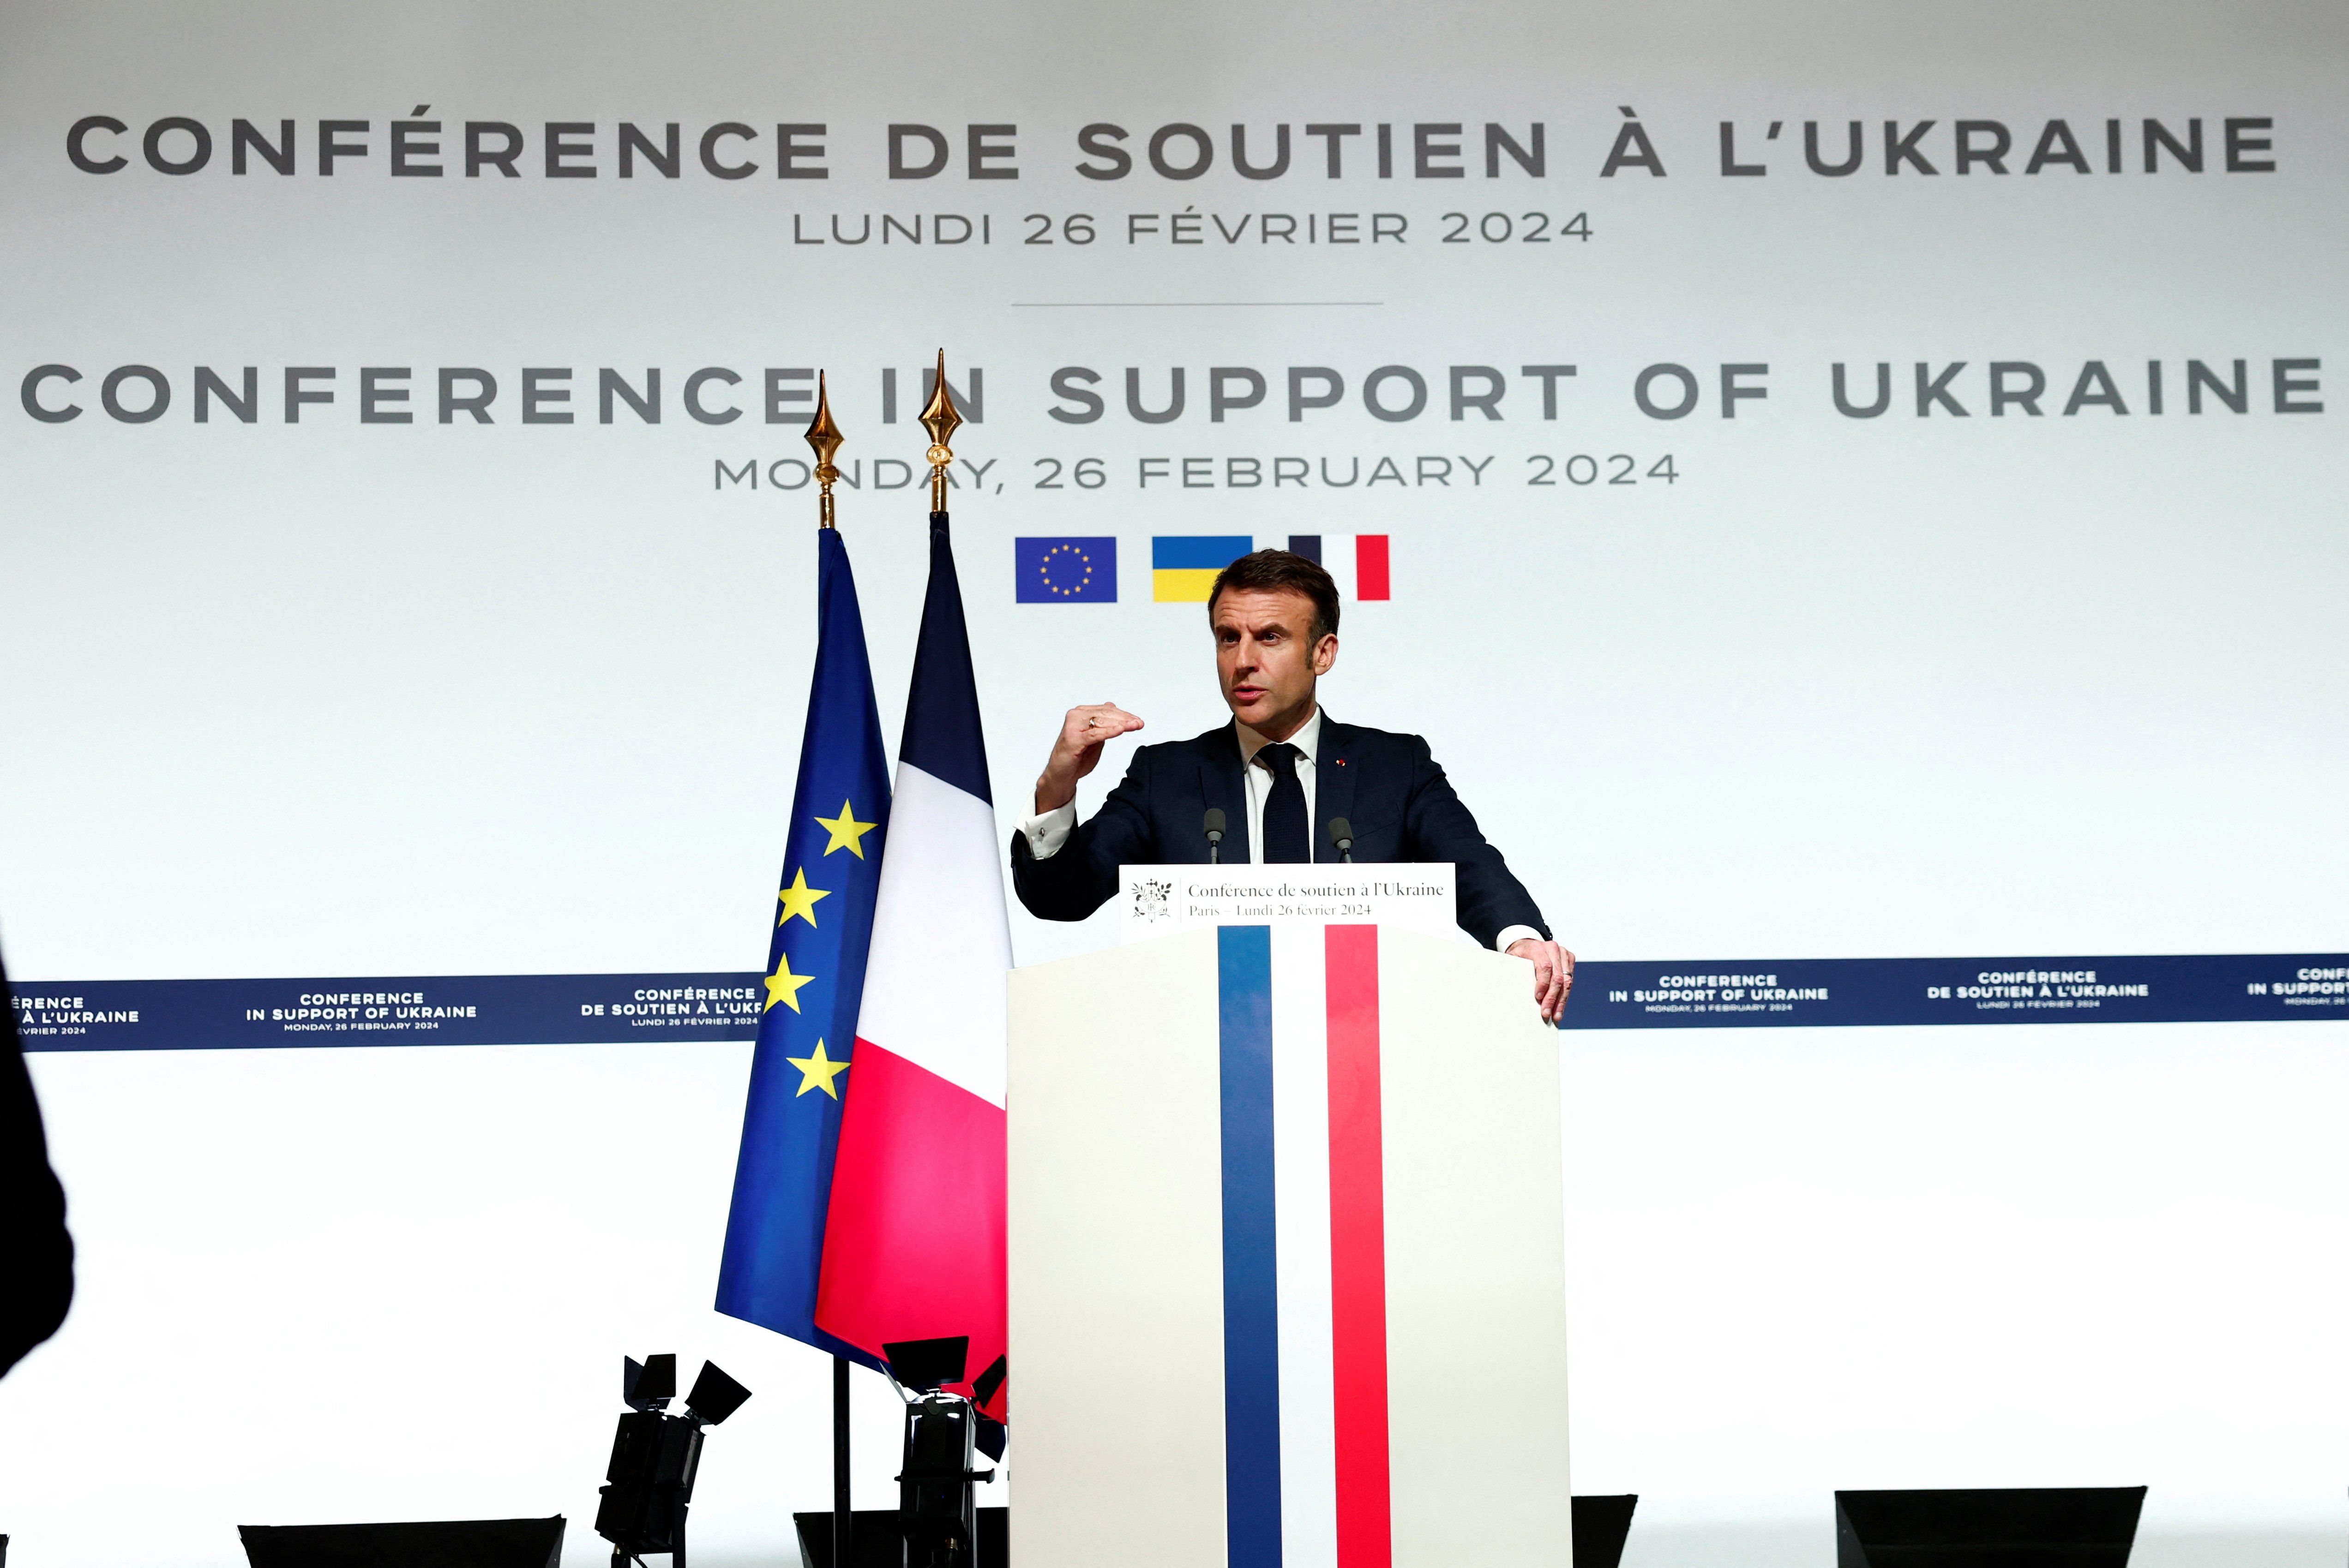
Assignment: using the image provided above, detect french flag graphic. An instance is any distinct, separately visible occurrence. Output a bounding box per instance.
[816,511,1011,1414]
[1009,921,1570,1567]
[1220,923,1397,1568]
[1285,534,1391,601]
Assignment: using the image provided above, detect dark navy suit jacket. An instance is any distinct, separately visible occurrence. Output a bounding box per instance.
[1008,715,1550,950]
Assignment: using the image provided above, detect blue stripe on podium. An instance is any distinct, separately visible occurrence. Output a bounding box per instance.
[1216,925,1284,1568]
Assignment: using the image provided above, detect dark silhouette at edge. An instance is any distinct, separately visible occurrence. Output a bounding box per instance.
[1,943,74,1376]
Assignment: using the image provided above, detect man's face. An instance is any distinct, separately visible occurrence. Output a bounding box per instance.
[1212,587,1338,736]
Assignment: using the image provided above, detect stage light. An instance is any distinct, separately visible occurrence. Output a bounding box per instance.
[684,1361,752,1427]
[624,1355,676,1412]
[593,1353,751,1568]
[883,1335,967,1393]
[882,1337,996,1568]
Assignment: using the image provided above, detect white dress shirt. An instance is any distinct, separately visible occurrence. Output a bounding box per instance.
[1019,706,1541,953]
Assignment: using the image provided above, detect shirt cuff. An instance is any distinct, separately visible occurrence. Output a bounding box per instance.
[1494,924,1543,955]
[1020,803,1077,860]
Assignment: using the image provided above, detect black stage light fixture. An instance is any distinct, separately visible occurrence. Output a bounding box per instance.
[1834,1486,2146,1568]
[593,1353,752,1568]
[239,1517,565,1568]
[1569,1495,1639,1568]
[884,1335,969,1393]
[792,1508,1008,1568]
[684,1361,752,1427]
[969,1356,1009,1463]
[625,1355,677,1412]
[883,1337,997,1568]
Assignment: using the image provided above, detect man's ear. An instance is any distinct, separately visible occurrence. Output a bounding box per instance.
[1311,633,1339,676]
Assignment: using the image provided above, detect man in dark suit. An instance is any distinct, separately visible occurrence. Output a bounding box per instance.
[1011,549,1573,1022]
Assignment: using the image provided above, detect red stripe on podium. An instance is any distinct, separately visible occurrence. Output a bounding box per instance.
[1324,925,1392,1568]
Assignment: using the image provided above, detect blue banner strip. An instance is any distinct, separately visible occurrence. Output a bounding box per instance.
[8,973,763,1052]
[1560,952,2349,1030]
[8,952,2346,1052]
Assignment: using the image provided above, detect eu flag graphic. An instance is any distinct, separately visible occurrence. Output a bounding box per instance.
[1015,536,1117,602]
[715,525,890,1367]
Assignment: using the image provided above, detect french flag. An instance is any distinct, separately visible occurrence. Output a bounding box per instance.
[816,511,1010,1415]
[1285,534,1391,601]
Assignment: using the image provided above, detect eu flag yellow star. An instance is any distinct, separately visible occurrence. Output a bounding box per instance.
[776,867,830,928]
[763,952,816,1013]
[814,799,880,858]
[786,1039,851,1099]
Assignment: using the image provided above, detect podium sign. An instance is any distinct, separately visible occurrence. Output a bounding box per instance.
[1117,862,1458,945]
[1008,922,1570,1568]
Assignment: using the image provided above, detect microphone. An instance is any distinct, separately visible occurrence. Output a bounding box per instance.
[1202,808,1227,865]
[1328,817,1355,864]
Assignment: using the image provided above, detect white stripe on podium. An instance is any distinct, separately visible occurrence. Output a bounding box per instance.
[1269,923,1340,1568]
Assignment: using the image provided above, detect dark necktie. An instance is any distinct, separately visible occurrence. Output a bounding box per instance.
[1257,742,1309,864]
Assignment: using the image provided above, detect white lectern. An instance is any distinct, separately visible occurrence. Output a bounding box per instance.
[1007,874,1570,1568]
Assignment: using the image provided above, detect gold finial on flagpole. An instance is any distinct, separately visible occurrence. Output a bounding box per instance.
[919,348,961,514]
[805,371,845,530]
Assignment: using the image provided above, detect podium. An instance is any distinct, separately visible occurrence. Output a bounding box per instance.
[1008,872,1571,1568]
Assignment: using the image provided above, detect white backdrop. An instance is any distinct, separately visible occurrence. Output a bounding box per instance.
[1,0,2345,1563]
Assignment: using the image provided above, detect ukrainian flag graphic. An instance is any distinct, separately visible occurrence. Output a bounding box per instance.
[1152,535,1253,601]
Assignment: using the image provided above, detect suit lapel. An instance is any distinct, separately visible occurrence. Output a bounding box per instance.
[1198,723,1251,864]
[1314,714,1358,863]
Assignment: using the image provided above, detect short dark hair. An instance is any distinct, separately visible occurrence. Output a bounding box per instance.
[1206,549,1340,640]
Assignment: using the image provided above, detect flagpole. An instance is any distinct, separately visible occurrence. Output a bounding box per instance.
[832,1354,852,1568]
[805,371,855,1568]
[813,345,1012,1551]
[920,348,961,519]
[809,371,844,533]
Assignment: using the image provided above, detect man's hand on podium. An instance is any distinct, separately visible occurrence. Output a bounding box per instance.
[1507,936,1575,1025]
[1035,702,1146,814]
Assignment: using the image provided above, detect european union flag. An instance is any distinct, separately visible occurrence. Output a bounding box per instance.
[1015,536,1117,602]
[715,526,889,1367]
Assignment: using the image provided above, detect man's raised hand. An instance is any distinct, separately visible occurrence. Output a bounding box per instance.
[1034,702,1146,813]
